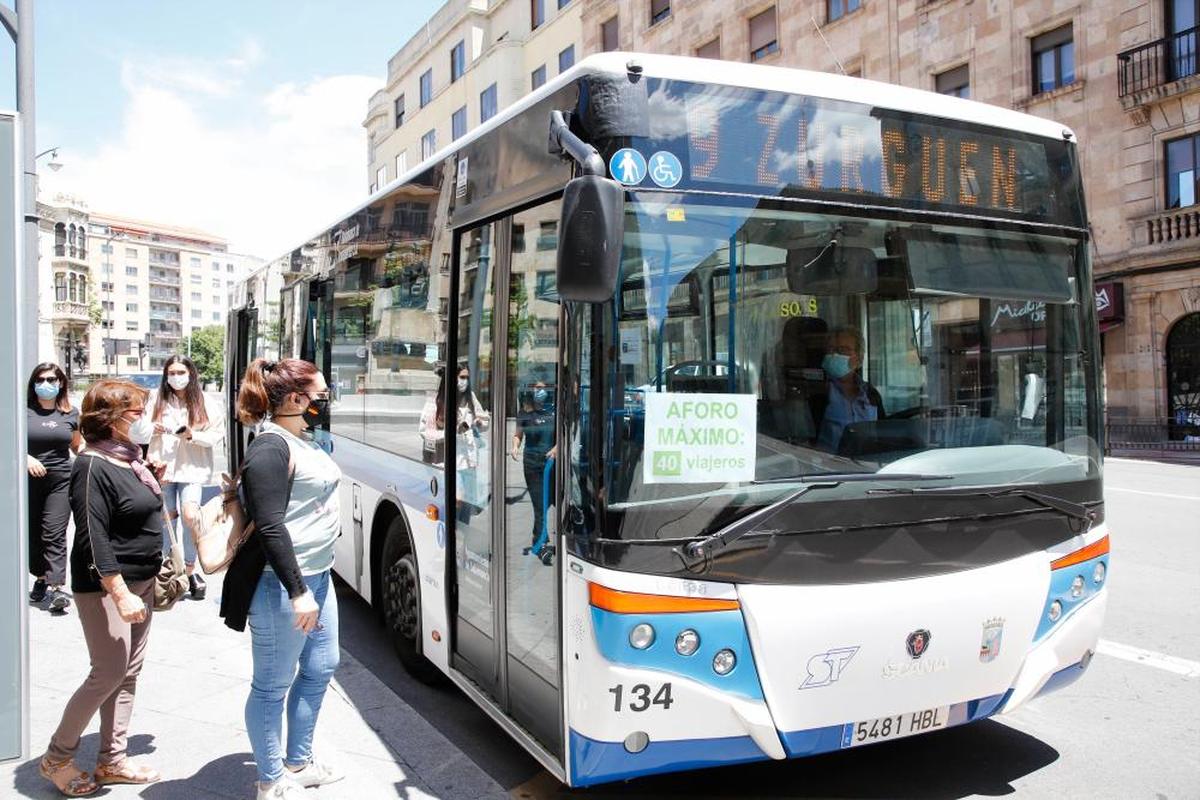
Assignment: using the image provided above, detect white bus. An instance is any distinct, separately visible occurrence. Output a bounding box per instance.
[226,53,1108,786]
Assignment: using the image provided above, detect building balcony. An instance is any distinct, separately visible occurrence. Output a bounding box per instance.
[1132,205,1200,252]
[149,291,181,303]
[149,271,181,286]
[1117,26,1200,107]
[51,300,90,323]
[52,245,89,264]
[149,310,182,321]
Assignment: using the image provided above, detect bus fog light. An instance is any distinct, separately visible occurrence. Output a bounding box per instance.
[1070,575,1085,599]
[712,649,736,675]
[1048,600,1063,622]
[629,623,655,650]
[675,629,700,656]
[1093,562,1106,585]
[624,731,649,753]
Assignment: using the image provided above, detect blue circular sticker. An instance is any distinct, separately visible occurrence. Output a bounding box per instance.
[648,151,683,188]
[609,148,647,185]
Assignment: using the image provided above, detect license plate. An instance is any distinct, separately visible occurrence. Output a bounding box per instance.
[840,705,949,748]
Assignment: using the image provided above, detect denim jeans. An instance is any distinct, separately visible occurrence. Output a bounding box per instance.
[160,481,201,566]
[244,570,340,784]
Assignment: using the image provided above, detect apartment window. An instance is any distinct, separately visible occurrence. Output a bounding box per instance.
[101,301,114,312]
[419,69,433,107]
[452,106,468,140]
[394,94,406,128]
[450,40,466,83]
[396,151,408,177]
[54,273,66,301]
[212,261,220,271]
[101,263,113,275]
[100,244,113,254]
[421,129,437,160]
[828,0,861,23]
[480,84,498,123]
[125,247,138,258]
[512,223,526,253]
[126,321,138,331]
[1167,133,1200,208]
[376,164,387,188]
[192,310,202,320]
[537,220,558,250]
[212,295,221,305]
[188,257,199,267]
[212,312,221,321]
[650,0,670,26]
[125,265,138,276]
[191,292,202,302]
[125,285,137,295]
[936,63,970,98]
[212,278,221,288]
[227,264,234,273]
[531,64,546,90]
[749,7,779,61]
[126,302,138,313]
[531,0,545,29]
[190,274,202,284]
[559,45,575,73]
[101,281,114,293]
[558,0,570,8]
[601,15,619,51]
[696,37,721,59]
[1032,24,1075,94]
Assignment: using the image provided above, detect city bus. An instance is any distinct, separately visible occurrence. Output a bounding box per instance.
[225,53,1108,786]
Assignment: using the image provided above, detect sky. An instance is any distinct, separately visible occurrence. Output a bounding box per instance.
[0,0,443,258]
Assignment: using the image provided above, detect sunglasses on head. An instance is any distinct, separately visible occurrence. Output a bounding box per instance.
[34,377,59,385]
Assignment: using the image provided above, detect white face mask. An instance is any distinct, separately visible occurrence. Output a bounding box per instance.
[457,378,468,392]
[167,374,190,391]
[127,414,154,445]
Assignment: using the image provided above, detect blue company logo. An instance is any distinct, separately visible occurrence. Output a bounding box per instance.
[648,151,683,188]
[800,646,859,689]
[436,521,446,549]
[609,148,647,185]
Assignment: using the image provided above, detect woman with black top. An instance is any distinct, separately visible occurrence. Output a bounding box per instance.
[41,380,164,796]
[223,358,343,800]
[26,362,83,613]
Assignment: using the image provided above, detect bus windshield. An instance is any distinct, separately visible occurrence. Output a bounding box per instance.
[584,194,1099,517]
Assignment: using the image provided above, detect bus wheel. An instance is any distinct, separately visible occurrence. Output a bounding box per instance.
[382,522,442,685]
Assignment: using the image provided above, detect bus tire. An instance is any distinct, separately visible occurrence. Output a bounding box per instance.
[381,519,443,685]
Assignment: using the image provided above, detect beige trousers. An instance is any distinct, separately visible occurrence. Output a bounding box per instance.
[46,578,154,766]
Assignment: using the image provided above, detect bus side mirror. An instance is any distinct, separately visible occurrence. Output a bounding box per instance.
[556,175,624,303]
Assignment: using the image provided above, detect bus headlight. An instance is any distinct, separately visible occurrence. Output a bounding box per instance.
[629,623,655,650]
[1048,600,1063,622]
[675,629,700,656]
[712,649,736,675]
[1093,562,1106,585]
[1070,575,1085,599]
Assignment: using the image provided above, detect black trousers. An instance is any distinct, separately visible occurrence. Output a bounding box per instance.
[522,459,555,547]
[29,470,71,585]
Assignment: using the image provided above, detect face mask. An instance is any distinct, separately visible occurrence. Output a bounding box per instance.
[167,374,190,391]
[457,378,469,392]
[533,388,548,405]
[126,413,154,445]
[822,353,853,380]
[34,382,59,400]
[302,394,330,431]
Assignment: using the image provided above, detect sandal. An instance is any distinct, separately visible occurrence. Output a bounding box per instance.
[38,755,99,797]
[94,758,161,785]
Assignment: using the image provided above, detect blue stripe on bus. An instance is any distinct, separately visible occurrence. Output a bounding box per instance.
[589,606,766,700]
[327,433,444,512]
[569,729,767,786]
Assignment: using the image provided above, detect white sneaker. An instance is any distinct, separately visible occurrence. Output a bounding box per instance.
[286,758,344,788]
[256,775,307,799]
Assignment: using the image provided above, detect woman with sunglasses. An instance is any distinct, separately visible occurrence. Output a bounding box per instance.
[26,362,83,613]
[223,358,343,800]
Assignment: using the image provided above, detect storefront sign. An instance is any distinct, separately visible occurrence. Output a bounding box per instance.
[1095,281,1124,324]
[643,392,757,484]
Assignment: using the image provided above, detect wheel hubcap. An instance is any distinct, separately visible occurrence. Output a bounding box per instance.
[384,556,419,641]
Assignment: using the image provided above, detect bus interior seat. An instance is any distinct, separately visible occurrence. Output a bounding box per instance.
[768,316,827,442]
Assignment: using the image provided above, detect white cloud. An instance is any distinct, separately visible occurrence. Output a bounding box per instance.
[43,48,380,260]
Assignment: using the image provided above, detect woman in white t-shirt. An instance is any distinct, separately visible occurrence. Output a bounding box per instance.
[145,355,225,600]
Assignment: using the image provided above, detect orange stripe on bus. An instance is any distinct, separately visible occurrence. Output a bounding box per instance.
[587,583,740,614]
[1050,535,1110,570]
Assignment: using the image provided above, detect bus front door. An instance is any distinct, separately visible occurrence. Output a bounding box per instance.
[226,304,258,472]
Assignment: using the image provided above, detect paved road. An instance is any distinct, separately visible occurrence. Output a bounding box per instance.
[336,457,1200,799]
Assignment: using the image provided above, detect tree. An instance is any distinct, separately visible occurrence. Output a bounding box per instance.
[184,325,226,388]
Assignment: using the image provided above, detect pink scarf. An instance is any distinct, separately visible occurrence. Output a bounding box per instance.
[88,438,162,496]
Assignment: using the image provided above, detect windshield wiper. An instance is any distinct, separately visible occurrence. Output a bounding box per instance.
[754,472,952,485]
[868,484,1097,531]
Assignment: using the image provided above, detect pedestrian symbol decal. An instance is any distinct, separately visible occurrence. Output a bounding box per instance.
[609,148,646,185]
[649,151,682,188]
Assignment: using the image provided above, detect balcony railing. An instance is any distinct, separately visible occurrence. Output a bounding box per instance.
[149,310,182,321]
[52,300,90,322]
[1138,206,1200,247]
[149,271,181,286]
[1118,25,1199,97]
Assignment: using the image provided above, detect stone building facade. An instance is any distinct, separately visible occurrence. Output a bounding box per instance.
[577,0,1200,438]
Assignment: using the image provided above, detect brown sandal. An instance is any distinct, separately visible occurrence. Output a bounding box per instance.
[94,758,161,785]
[39,755,99,797]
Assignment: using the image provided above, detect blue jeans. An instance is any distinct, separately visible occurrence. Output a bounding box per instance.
[160,482,201,567]
[244,570,340,784]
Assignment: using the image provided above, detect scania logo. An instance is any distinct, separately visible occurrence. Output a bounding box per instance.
[906,629,932,659]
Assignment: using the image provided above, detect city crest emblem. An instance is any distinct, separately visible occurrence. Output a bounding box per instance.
[979,618,1004,663]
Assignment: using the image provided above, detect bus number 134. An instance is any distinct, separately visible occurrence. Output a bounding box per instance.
[609,683,674,712]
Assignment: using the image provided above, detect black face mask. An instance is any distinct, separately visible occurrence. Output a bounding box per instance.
[302,394,330,431]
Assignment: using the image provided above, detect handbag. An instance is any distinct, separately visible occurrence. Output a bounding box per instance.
[193,432,294,575]
[154,507,190,611]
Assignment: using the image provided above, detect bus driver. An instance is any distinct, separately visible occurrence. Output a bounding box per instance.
[815,326,885,453]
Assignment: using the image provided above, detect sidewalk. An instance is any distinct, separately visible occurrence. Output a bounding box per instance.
[3,585,508,800]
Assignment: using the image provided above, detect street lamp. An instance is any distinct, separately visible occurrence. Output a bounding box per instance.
[35,146,62,172]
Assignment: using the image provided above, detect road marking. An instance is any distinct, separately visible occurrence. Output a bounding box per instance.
[1105,487,1200,501]
[1096,639,1200,678]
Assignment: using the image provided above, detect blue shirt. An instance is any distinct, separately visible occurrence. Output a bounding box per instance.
[818,378,879,452]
